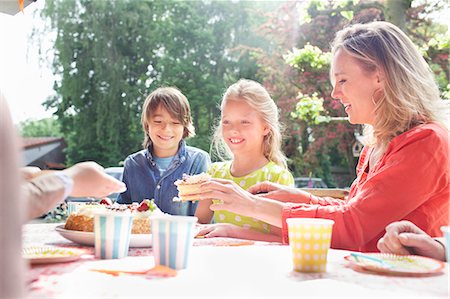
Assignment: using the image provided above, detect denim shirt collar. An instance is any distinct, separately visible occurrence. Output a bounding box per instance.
[145,140,187,165]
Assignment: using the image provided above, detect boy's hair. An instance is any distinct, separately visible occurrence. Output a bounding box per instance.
[212,79,288,169]
[141,87,195,149]
[331,21,447,151]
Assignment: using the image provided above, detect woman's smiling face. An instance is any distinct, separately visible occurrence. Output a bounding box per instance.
[331,49,383,125]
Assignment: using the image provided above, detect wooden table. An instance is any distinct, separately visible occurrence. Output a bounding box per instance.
[23,223,449,298]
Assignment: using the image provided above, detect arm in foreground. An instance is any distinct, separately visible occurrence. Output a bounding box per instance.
[24,162,126,220]
[377,220,446,261]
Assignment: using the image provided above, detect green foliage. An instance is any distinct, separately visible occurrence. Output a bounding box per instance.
[442,84,450,101]
[256,0,448,187]
[39,0,268,167]
[291,92,330,125]
[406,3,449,101]
[285,44,331,72]
[340,10,354,20]
[19,118,62,137]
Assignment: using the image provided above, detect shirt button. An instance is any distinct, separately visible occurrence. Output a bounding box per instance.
[156,185,161,189]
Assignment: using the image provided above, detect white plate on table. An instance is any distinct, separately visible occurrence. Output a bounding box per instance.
[55,225,152,247]
[23,246,86,264]
[344,253,445,276]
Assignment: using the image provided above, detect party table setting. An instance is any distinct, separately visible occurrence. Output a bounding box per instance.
[23,216,448,298]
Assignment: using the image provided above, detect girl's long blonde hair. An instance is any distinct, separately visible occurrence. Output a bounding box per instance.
[211,79,288,169]
[331,21,447,152]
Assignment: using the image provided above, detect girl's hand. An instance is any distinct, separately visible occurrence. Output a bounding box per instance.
[198,178,286,228]
[199,178,256,216]
[247,181,311,204]
[196,223,237,238]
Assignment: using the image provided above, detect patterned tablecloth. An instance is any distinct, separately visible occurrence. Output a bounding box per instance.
[23,223,449,298]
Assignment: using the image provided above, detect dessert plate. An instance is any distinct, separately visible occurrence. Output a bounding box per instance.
[55,225,152,247]
[23,246,85,264]
[344,252,445,276]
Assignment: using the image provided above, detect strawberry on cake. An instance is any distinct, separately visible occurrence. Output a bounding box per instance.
[174,173,211,201]
[64,198,161,234]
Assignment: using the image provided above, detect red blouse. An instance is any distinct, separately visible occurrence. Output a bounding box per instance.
[281,123,449,252]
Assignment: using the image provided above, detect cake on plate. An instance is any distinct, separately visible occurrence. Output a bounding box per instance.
[64,198,160,234]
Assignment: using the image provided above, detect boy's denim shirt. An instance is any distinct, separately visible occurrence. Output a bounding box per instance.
[116,140,211,216]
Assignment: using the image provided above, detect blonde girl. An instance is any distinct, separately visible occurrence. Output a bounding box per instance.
[196,79,294,242]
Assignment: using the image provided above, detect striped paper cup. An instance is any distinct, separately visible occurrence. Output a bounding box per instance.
[94,211,133,259]
[151,215,198,270]
[67,202,85,214]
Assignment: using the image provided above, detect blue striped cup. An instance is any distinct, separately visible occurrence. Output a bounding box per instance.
[151,215,197,270]
[94,211,133,259]
[67,202,85,214]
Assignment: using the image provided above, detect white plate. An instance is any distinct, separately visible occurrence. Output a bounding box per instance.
[23,246,85,264]
[55,225,152,247]
[344,253,445,276]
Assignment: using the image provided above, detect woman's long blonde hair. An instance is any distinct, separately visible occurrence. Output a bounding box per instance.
[331,21,447,151]
[211,79,288,169]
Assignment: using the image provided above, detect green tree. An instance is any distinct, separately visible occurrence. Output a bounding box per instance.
[256,0,448,187]
[40,0,270,166]
[19,118,62,137]
[385,0,412,30]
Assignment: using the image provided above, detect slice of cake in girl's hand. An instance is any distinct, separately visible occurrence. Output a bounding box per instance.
[174,173,211,202]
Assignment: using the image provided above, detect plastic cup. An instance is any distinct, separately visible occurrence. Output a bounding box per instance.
[94,211,133,259]
[287,218,335,273]
[151,215,197,270]
[440,226,450,262]
[67,202,85,214]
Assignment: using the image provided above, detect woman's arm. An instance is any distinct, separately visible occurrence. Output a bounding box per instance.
[247,181,346,206]
[201,179,286,227]
[281,128,449,250]
[203,128,449,251]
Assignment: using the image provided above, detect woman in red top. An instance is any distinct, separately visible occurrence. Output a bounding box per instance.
[199,21,449,252]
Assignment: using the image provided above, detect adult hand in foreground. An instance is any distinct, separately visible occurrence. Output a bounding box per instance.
[20,166,42,181]
[377,220,446,261]
[62,161,126,198]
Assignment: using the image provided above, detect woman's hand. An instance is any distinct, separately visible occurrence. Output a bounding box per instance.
[62,161,126,198]
[377,220,446,261]
[199,178,285,228]
[247,181,311,204]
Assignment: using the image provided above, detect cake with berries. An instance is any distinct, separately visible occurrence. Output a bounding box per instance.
[64,198,160,234]
[130,199,158,234]
[174,173,211,201]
